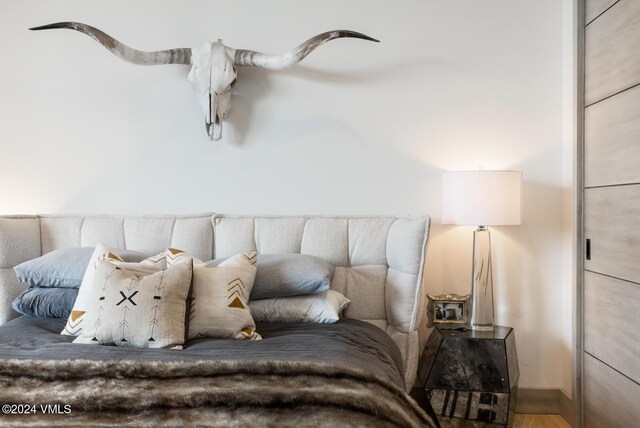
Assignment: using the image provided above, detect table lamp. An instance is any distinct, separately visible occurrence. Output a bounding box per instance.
[441,170,522,330]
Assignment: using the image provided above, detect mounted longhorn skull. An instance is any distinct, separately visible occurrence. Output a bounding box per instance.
[30,22,379,140]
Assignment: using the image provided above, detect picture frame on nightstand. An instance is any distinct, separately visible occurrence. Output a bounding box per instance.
[427,294,471,329]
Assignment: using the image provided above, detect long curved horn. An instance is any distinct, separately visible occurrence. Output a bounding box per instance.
[29,22,191,65]
[233,30,379,69]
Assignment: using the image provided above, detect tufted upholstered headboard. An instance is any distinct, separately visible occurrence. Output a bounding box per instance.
[0,213,431,388]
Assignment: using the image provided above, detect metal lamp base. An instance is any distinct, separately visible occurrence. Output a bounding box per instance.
[471,226,495,331]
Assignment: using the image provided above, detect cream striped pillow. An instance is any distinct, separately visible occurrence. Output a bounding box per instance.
[61,244,166,336]
[73,259,193,348]
[167,249,261,340]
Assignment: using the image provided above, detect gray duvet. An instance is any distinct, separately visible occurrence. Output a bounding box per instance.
[0,316,436,427]
[0,317,404,386]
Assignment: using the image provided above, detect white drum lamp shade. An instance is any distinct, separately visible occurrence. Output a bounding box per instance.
[442,171,522,226]
[441,170,522,330]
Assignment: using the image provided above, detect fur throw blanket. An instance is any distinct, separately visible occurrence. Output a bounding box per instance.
[0,359,437,427]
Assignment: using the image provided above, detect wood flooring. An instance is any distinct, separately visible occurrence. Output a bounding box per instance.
[439,414,570,428]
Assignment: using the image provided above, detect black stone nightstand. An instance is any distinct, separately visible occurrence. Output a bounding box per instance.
[417,326,519,426]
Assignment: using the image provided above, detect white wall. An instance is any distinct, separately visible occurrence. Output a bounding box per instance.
[0,0,573,391]
[561,0,577,400]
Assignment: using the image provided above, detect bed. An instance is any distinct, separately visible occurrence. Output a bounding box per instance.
[0,214,436,427]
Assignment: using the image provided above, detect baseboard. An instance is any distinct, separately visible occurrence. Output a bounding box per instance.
[559,389,573,427]
[516,388,562,414]
[516,388,573,425]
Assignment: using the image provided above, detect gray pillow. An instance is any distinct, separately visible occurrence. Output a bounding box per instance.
[250,290,350,324]
[12,287,78,319]
[13,247,148,288]
[207,254,334,299]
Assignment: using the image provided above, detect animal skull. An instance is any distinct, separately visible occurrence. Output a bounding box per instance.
[188,41,238,140]
[30,22,379,140]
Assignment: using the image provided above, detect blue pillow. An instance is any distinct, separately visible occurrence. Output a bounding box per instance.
[12,287,78,318]
[14,247,148,288]
[207,253,335,299]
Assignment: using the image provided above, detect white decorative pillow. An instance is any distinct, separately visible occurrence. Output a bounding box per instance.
[249,290,350,324]
[61,244,166,336]
[73,259,193,349]
[167,249,261,340]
